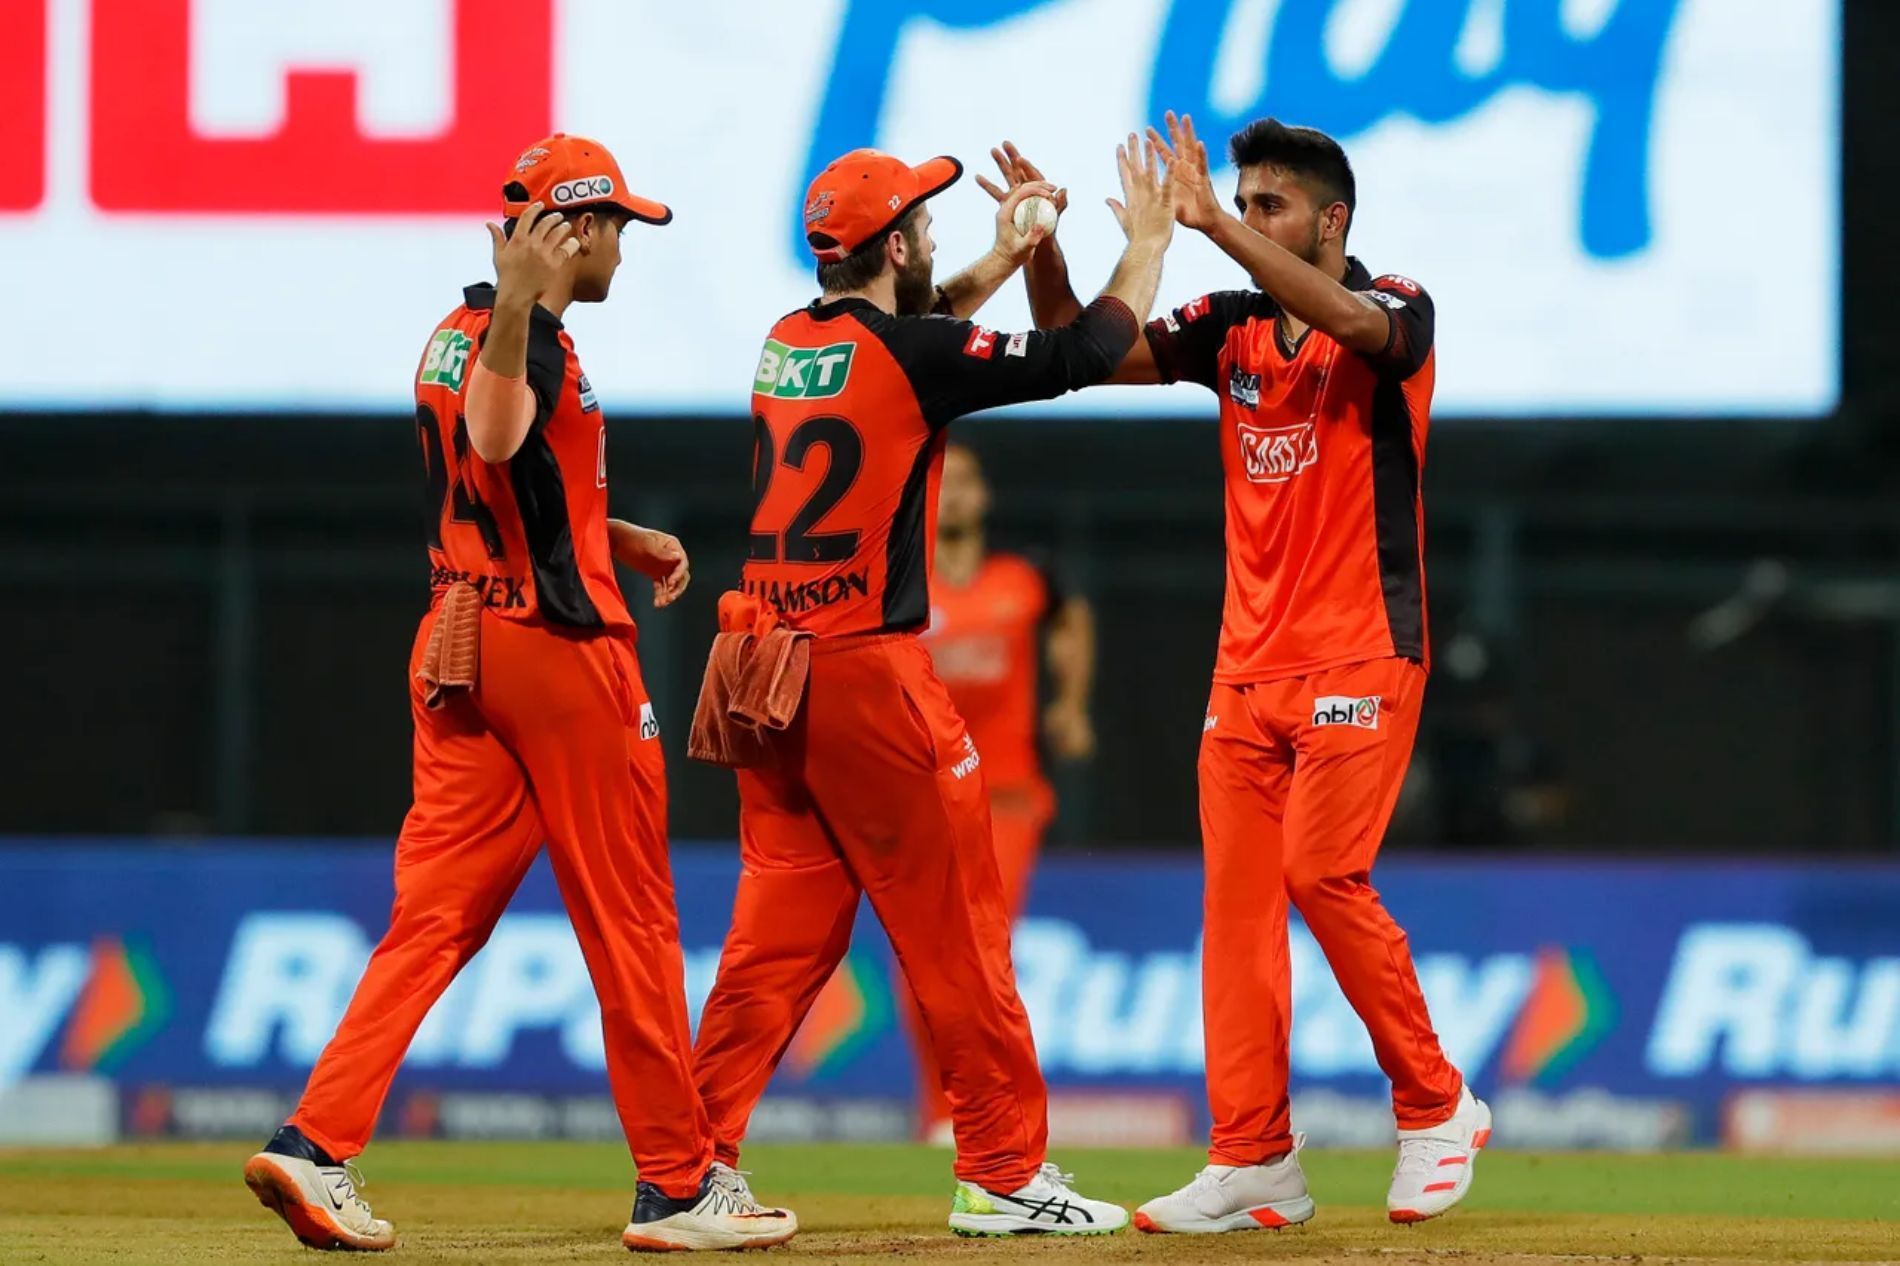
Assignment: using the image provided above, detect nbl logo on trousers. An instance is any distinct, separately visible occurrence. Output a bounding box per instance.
[1313,695,1381,730]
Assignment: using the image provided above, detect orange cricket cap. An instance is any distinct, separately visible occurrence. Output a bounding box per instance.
[803,148,962,263]
[502,133,672,226]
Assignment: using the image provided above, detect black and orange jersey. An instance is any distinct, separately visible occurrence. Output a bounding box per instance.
[741,296,1135,637]
[1144,259,1434,683]
[923,553,1060,788]
[413,283,632,632]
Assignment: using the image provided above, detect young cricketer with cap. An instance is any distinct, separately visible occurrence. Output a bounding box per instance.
[983,114,1488,1234]
[687,139,1174,1237]
[242,135,797,1254]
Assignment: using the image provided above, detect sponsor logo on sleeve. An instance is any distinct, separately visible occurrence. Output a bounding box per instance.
[963,327,998,359]
[754,339,854,399]
[950,734,982,780]
[1366,289,1408,310]
[639,702,659,741]
[1381,275,1421,296]
[1005,331,1029,358]
[1312,695,1381,730]
[1180,295,1211,323]
[576,373,599,413]
[419,329,474,393]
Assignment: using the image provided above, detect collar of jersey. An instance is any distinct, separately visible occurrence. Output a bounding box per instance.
[806,295,885,320]
[462,282,565,329]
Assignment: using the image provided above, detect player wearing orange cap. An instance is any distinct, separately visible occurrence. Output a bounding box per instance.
[688,140,1173,1237]
[241,135,796,1254]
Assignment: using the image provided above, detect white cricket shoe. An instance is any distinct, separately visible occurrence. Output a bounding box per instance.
[244,1149,396,1252]
[1133,1133,1316,1234]
[948,1162,1129,1236]
[1388,1085,1492,1223]
[621,1163,798,1252]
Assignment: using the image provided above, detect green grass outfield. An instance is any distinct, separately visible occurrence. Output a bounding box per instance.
[3,1141,1897,1264]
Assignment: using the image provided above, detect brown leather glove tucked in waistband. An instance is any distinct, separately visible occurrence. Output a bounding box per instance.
[417,582,483,710]
[688,591,811,768]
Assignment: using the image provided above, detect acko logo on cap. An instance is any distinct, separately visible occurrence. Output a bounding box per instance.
[550,175,615,205]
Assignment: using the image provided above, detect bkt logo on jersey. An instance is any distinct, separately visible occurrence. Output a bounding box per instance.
[1237,420,1317,484]
[1313,695,1381,730]
[419,329,473,394]
[754,339,854,400]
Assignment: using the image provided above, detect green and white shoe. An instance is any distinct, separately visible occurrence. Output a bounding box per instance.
[948,1162,1130,1237]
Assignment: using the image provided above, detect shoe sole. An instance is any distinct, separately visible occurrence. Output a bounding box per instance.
[243,1154,395,1252]
[1133,1196,1316,1234]
[949,1215,1129,1237]
[1390,1110,1493,1225]
[622,1221,798,1252]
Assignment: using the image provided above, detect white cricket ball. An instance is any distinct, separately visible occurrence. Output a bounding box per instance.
[1013,194,1058,236]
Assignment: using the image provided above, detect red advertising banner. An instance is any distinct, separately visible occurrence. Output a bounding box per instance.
[89,0,550,213]
[0,0,47,211]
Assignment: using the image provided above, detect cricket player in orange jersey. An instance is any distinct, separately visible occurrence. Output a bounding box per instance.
[690,139,1175,1236]
[985,114,1489,1233]
[908,440,1095,1140]
[241,134,795,1254]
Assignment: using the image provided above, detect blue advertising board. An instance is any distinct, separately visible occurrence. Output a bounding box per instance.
[3,843,1896,1145]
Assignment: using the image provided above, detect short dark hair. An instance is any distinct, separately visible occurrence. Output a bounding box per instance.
[816,206,922,291]
[1228,118,1356,229]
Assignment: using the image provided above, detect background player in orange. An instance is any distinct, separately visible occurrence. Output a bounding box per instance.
[241,134,795,1255]
[689,139,1173,1237]
[984,114,1489,1233]
[908,440,1095,1140]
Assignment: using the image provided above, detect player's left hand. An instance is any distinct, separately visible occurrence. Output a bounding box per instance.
[1044,700,1096,761]
[1148,111,1223,233]
[609,520,691,608]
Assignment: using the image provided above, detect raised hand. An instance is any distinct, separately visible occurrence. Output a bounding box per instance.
[484,202,579,306]
[974,142,1071,216]
[1105,132,1176,249]
[990,178,1061,263]
[1148,111,1222,233]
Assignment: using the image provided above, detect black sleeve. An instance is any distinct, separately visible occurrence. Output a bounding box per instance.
[1143,290,1270,390]
[888,297,1140,427]
[1361,275,1435,379]
[523,309,568,427]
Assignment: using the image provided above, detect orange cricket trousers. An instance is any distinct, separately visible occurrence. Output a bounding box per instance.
[1199,656,1461,1166]
[290,609,712,1198]
[692,634,1049,1192]
[903,777,1053,1136]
